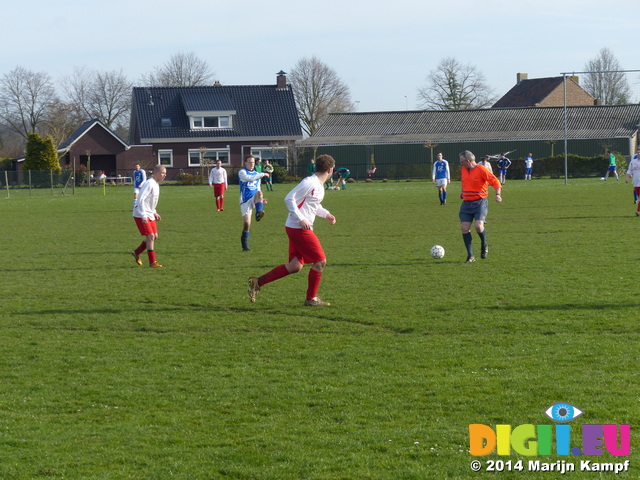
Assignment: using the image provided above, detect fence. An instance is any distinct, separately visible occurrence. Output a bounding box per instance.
[1,154,627,198]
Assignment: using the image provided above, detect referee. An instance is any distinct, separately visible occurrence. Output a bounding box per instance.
[459,150,503,263]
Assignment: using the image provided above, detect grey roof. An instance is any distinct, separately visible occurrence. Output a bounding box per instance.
[300,105,640,146]
[132,84,302,142]
[58,118,129,151]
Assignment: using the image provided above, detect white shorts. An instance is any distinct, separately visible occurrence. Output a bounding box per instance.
[134,187,141,195]
[240,195,257,217]
[435,178,448,188]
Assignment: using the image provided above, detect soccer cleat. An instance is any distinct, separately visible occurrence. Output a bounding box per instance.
[248,277,260,303]
[465,255,476,263]
[256,211,265,222]
[481,244,489,259]
[131,250,142,266]
[149,261,163,268]
[304,297,331,307]
[636,211,640,217]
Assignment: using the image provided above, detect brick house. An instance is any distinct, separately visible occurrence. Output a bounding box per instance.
[492,73,596,108]
[129,71,302,179]
[57,118,152,176]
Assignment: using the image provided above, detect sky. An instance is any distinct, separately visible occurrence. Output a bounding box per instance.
[2,0,640,112]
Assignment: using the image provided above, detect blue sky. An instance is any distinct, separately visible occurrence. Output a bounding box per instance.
[2,0,639,112]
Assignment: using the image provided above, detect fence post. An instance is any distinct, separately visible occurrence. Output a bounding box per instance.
[28,170,32,196]
[4,171,8,198]
[50,170,54,196]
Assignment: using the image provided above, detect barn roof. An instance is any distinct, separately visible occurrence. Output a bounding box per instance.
[299,105,640,146]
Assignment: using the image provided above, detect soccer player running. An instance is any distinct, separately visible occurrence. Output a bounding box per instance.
[208,159,228,211]
[432,152,450,205]
[239,155,269,251]
[459,151,502,263]
[604,150,619,181]
[625,147,640,216]
[248,154,337,306]
[131,164,167,268]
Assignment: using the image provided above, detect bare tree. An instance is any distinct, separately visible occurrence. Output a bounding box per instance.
[42,98,86,147]
[0,66,57,139]
[583,48,631,105]
[140,52,216,87]
[417,57,496,110]
[289,56,353,137]
[64,67,133,129]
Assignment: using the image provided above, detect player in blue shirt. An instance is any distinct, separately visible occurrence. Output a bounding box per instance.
[132,163,147,208]
[239,155,270,251]
[496,153,512,184]
[432,153,450,205]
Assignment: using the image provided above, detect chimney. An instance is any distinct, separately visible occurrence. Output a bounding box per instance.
[276,70,287,90]
[517,73,528,84]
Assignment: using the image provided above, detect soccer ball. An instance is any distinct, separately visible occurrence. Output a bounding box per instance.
[430,245,445,259]
[601,177,606,181]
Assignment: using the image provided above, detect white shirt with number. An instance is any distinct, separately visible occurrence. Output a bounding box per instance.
[284,174,330,229]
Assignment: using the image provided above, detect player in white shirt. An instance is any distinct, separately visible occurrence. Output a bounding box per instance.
[239,155,270,251]
[524,154,534,180]
[131,164,166,268]
[248,155,337,306]
[625,147,640,215]
[208,159,228,211]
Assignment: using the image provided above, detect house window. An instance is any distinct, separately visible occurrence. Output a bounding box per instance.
[158,150,173,167]
[251,146,289,169]
[188,148,230,167]
[161,118,172,127]
[191,116,232,129]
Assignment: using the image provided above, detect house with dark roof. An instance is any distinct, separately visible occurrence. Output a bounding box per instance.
[492,73,596,108]
[299,105,640,179]
[57,118,151,175]
[129,71,302,178]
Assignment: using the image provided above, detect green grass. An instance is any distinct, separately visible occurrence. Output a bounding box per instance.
[1,178,639,479]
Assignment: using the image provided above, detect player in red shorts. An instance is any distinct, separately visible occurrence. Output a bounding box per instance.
[248,155,337,306]
[131,164,166,268]
[208,159,228,211]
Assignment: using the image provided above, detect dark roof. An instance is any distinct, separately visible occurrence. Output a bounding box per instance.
[492,76,591,108]
[58,118,129,151]
[299,105,640,146]
[131,84,302,142]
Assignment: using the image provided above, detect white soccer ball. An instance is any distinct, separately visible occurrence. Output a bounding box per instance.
[601,177,606,181]
[430,245,445,259]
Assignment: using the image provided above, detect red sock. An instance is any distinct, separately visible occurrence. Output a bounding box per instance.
[148,250,156,264]
[306,269,322,300]
[220,197,224,209]
[259,264,290,286]
[135,241,146,255]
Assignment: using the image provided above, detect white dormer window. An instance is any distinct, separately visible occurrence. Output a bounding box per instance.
[191,115,231,129]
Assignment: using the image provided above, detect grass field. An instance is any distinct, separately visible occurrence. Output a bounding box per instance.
[1,178,638,479]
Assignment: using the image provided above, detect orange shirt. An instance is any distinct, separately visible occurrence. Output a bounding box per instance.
[461,164,501,201]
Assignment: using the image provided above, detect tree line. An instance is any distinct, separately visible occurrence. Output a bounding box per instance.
[0,48,632,160]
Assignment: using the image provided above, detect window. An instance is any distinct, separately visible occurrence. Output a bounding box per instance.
[188,148,230,167]
[161,118,172,127]
[158,150,173,167]
[251,146,289,169]
[191,116,232,129]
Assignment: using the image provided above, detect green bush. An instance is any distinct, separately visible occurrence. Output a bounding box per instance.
[177,173,195,185]
[272,164,287,183]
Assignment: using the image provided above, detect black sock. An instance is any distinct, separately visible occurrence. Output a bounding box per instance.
[463,232,473,256]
